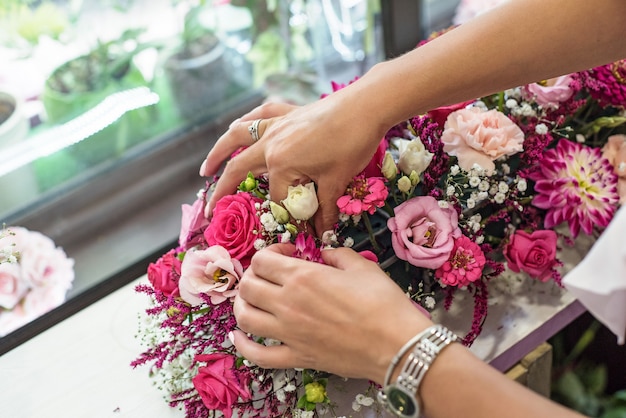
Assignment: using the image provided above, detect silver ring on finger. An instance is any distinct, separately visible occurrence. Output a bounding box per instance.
[248,119,263,143]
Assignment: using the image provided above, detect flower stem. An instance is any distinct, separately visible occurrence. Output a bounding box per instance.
[362,212,381,253]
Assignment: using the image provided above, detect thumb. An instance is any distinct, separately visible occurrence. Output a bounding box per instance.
[231,330,297,370]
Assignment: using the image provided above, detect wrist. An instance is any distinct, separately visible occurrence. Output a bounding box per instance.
[378,324,459,418]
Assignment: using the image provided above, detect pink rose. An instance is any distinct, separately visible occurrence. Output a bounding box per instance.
[193,353,250,418]
[427,99,475,127]
[504,230,558,281]
[387,196,462,269]
[178,245,243,305]
[441,107,524,173]
[204,193,263,268]
[602,134,626,204]
[147,249,182,297]
[180,195,210,250]
[526,75,575,108]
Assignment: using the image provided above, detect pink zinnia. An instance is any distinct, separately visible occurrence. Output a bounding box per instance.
[581,60,626,108]
[530,139,619,237]
[435,235,485,287]
[337,175,388,216]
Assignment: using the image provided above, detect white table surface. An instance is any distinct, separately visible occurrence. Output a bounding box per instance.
[0,238,590,418]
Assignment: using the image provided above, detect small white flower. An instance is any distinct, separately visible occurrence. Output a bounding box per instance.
[450,165,460,176]
[494,192,506,204]
[322,230,338,246]
[424,296,436,309]
[517,178,528,192]
[520,103,535,117]
[501,163,511,175]
[466,198,476,209]
[498,182,509,194]
[469,176,480,187]
[254,239,267,251]
[446,185,456,196]
[475,235,485,244]
[260,212,279,232]
[505,98,518,109]
[351,214,362,224]
[489,184,498,195]
[338,213,350,223]
[535,123,548,135]
[437,200,449,209]
[343,237,354,248]
[576,134,586,143]
[477,191,489,201]
[255,202,261,210]
[478,180,490,192]
[280,231,292,243]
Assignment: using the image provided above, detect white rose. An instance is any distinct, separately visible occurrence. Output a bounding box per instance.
[396,138,434,175]
[281,182,319,220]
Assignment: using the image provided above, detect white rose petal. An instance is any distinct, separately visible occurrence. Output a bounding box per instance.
[396,138,434,176]
[281,182,319,220]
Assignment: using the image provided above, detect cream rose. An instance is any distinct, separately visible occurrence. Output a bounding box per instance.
[441,107,524,174]
[396,138,434,176]
[281,182,319,221]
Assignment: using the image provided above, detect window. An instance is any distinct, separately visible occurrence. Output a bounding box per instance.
[0,0,389,352]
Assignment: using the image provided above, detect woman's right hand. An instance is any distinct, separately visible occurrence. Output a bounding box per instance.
[198,86,390,235]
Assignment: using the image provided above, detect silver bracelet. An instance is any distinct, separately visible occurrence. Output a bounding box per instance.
[378,324,458,418]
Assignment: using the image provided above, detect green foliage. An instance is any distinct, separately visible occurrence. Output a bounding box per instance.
[551,320,626,418]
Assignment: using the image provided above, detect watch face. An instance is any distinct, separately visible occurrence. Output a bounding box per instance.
[385,384,419,418]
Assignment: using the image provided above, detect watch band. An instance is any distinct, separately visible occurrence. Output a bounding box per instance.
[378,324,458,417]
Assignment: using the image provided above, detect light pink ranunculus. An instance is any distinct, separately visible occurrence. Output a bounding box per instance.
[504,230,558,282]
[0,227,74,336]
[602,134,626,204]
[441,107,524,174]
[179,245,244,306]
[0,263,28,310]
[526,75,575,108]
[387,196,462,269]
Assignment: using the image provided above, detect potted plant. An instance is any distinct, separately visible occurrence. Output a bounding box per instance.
[41,28,159,167]
[0,89,39,215]
[162,3,230,121]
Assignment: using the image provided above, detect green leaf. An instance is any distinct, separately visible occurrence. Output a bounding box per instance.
[600,407,626,418]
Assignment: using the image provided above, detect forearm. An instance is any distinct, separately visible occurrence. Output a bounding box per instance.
[343,0,626,129]
[418,343,585,418]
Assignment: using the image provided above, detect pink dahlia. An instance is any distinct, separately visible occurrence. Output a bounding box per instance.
[337,175,388,216]
[581,60,626,108]
[530,139,619,237]
[435,235,485,287]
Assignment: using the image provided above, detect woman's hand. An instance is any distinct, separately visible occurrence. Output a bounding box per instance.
[231,244,433,384]
[199,90,389,235]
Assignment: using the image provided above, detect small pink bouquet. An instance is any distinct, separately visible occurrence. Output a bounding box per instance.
[0,226,74,336]
[133,49,626,416]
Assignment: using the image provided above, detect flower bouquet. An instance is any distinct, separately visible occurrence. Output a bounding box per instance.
[132,47,626,415]
[0,225,74,336]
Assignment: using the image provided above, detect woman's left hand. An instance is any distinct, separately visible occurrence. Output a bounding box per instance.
[231,244,433,384]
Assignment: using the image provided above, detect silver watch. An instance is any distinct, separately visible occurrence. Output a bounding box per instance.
[378,325,458,418]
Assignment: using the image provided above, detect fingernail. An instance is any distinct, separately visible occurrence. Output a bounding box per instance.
[229,118,241,129]
[199,160,207,176]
